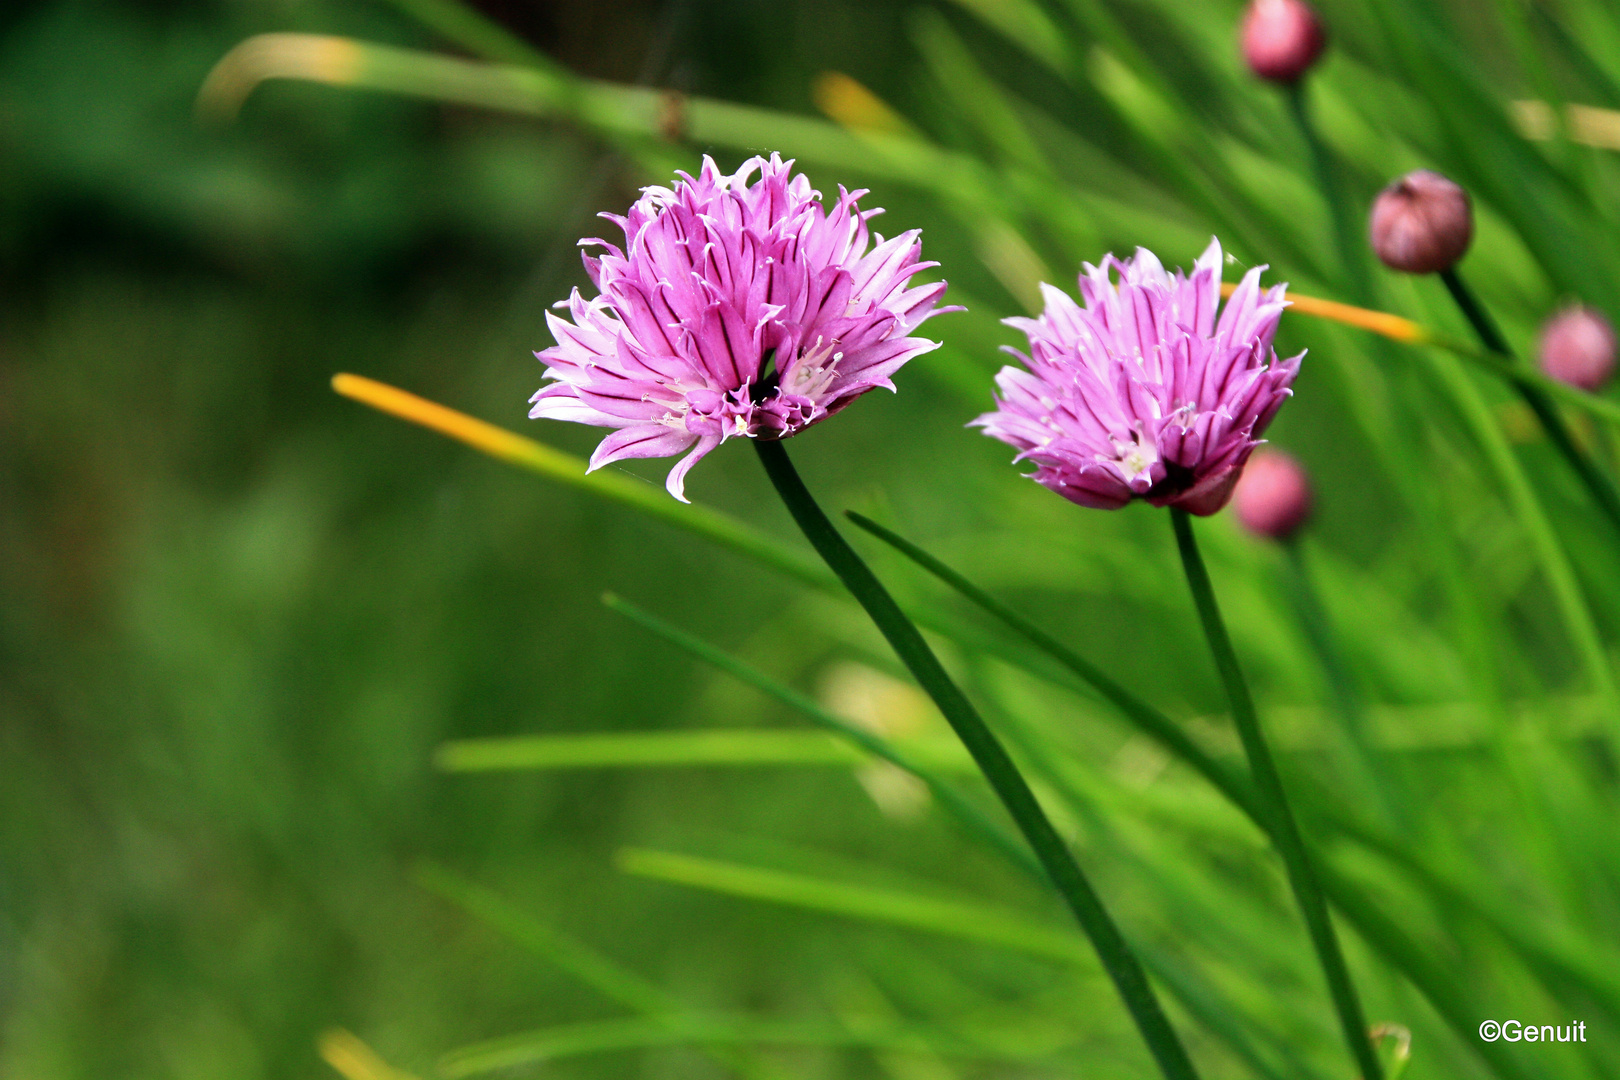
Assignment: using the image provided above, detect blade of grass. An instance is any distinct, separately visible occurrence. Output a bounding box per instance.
[330,373,833,592]
[608,596,1342,1078]
[910,10,1054,178]
[377,0,564,72]
[753,438,1203,1080]
[843,511,1534,1080]
[620,847,1092,964]
[600,592,1032,871]
[1284,82,1372,300]
[436,1015,1039,1079]
[199,35,1010,216]
[1441,267,1620,545]
[436,729,873,772]
[1281,541,1403,829]
[1171,508,1381,1080]
[416,864,793,1080]
[1415,345,1616,701]
[415,863,672,1013]
[940,0,1070,75]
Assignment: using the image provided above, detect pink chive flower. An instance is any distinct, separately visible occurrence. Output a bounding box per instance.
[1538,305,1616,392]
[1241,0,1327,85]
[973,239,1302,516]
[1233,450,1313,540]
[530,154,954,501]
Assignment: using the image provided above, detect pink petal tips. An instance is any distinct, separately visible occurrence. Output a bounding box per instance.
[530,154,955,501]
[973,239,1303,516]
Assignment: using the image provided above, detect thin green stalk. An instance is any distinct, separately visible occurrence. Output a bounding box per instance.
[414,863,790,1080]
[1170,508,1380,1080]
[607,594,1329,1077]
[754,438,1200,1080]
[379,0,565,71]
[1418,342,1617,700]
[843,512,1531,1080]
[600,592,1036,875]
[844,511,1255,814]
[1441,267,1620,540]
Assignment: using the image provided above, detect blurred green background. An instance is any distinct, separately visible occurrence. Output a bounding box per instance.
[6,0,1620,1077]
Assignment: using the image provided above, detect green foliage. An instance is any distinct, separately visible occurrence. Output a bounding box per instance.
[10,0,1620,1078]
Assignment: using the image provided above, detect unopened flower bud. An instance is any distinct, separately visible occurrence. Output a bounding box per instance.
[1233,451,1312,540]
[1369,170,1473,274]
[1241,0,1327,84]
[1538,305,1616,392]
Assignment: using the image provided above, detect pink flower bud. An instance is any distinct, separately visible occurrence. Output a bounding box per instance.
[1241,0,1327,84]
[1233,451,1313,540]
[1369,170,1474,274]
[1538,305,1616,392]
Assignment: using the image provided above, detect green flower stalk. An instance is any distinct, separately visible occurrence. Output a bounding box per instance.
[977,241,1381,1080]
[528,156,1201,1080]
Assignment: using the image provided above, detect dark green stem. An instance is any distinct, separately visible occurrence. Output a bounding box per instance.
[844,511,1255,813]
[1440,267,1620,537]
[1437,268,1509,354]
[843,512,1561,1077]
[1171,509,1380,1080]
[609,592,1356,1079]
[842,514,1538,1080]
[755,439,1200,1080]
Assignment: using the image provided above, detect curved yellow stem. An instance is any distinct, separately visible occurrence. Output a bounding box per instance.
[1219,281,1427,343]
[330,374,834,589]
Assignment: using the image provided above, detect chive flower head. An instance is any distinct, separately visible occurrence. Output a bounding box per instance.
[974,239,1301,515]
[531,154,953,501]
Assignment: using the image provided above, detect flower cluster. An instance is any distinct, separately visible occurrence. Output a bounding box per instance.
[974,240,1302,515]
[531,154,952,500]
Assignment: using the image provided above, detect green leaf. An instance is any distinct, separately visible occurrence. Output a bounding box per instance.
[838,512,1542,1080]
[436,729,869,772]
[436,1015,1041,1079]
[415,863,672,1014]
[618,847,1093,965]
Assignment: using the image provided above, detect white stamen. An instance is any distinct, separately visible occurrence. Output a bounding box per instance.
[783,337,843,401]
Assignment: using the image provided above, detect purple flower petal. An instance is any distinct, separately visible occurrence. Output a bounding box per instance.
[588,425,699,472]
